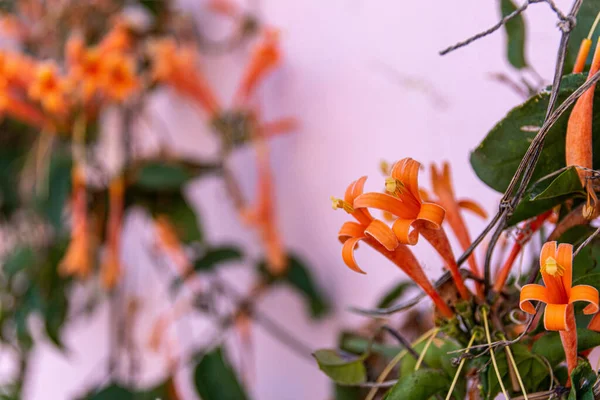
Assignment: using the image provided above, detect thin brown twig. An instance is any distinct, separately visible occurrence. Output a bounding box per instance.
[453,0,586,295]
[382,325,427,366]
[439,0,567,56]
[574,226,600,257]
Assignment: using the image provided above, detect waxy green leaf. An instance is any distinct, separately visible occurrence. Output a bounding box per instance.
[471,74,600,194]
[532,329,600,367]
[313,349,367,385]
[385,369,452,400]
[500,0,528,69]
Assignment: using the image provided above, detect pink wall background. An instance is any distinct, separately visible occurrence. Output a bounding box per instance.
[16,0,575,399]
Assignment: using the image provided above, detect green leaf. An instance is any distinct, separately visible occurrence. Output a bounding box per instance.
[334,384,363,400]
[568,359,597,400]
[281,254,330,319]
[565,1,600,72]
[399,338,465,400]
[339,332,403,359]
[485,343,548,399]
[533,329,600,367]
[470,74,600,194]
[376,281,415,308]
[507,167,584,225]
[81,384,134,400]
[133,161,194,191]
[0,148,26,217]
[80,380,176,400]
[500,0,528,69]
[139,191,203,243]
[258,254,330,319]
[194,347,249,400]
[313,349,367,385]
[36,153,72,231]
[399,337,460,377]
[194,246,243,272]
[3,247,35,278]
[384,369,451,400]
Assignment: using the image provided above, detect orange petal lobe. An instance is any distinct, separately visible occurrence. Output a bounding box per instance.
[391,218,419,245]
[544,303,568,331]
[556,243,573,297]
[519,284,549,314]
[417,202,445,229]
[390,157,421,201]
[569,284,599,314]
[342,237,367,274]
[457,199,488,219]
[338,221,365,242]
[364,219,398,251]
[354,192,415,219]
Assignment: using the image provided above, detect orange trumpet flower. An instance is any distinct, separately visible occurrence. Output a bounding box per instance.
[333,176,455,318]
[100,176,125,290]
[100,53,139,102]
[520,241,599,377]
[430,162,486,294]
[68,46,106,101]
[148,39,221,116]
[234,28,280,105]
[208,0,240,17]
[0,83,46,129]
[565,37,600,218]
[240,140,287,275]
[28,62,71,116]
[59,166,92,278]
[493,211,551,294]
[352,158,470,300]
[154,215,193,278]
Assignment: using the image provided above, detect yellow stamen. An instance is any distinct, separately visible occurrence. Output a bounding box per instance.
[379,160,390,175]
[385,177,404,197]
[588,11,600,40]
[541,256,565,277]
[331,196,354,213]
[584,182,598,220]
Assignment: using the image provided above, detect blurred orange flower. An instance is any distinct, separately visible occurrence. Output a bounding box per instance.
[241,141,287,275]
[148,39,220,115]
[154,215,192,277]
[69,47,105,100]
[28,62,71,115]
[100,176,125,290]
[60,166,92,278]
[101,54,139,102]
[234,28,280,105]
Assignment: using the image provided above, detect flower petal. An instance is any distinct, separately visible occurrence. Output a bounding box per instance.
[556,243,573,297]
[540,241,568,303]
[390,157,421,202]
[343,176,373,223]
[338,221,365,243]
[342,237,367,274]
[354,192,416,219]
[588,312,600,331]
[520,284,549,314]
[544,303,568,331]
[344,176,368,204]
[569,284,599,314]
[417,202,445,229]
[457,199,488,219]
[364,219,398,251]
[392,218,419,245]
